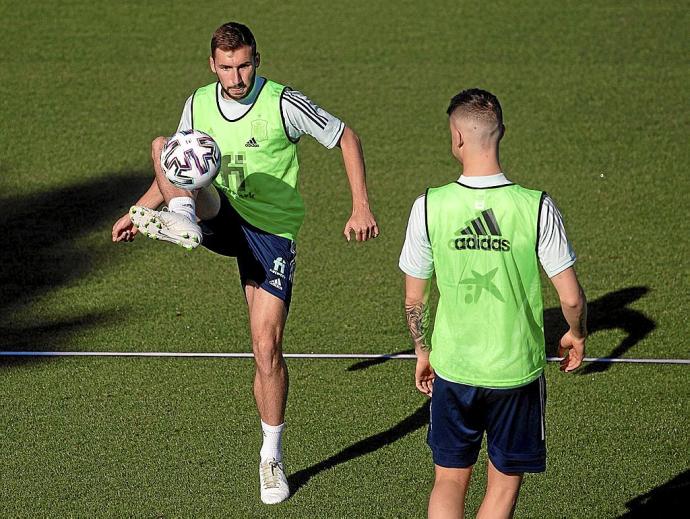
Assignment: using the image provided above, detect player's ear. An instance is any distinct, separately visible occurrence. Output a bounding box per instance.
[254,52,261,68]
[209,55,216,74]
[498,123,505,141]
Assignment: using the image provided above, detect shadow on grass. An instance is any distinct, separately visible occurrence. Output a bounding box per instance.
[544,286,655,373]
[288,400,429,497]
[0,171,151,358]
[618,469,689,518]
[347,348,414,371]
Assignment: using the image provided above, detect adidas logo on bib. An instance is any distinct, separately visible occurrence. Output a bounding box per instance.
[454,208,511,252]
[245,138,260,147]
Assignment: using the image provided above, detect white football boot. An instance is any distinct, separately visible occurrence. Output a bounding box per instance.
[129,206,202,250]
[259,458,290,504]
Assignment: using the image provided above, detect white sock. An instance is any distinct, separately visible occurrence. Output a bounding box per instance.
[260,421,285,462]
[168,196,196,223]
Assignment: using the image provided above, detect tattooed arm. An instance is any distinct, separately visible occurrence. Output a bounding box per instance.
[550,266,587,372]
[405,300,431,352]
[405,275,434,396]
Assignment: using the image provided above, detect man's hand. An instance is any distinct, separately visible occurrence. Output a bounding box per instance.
[112,212,138,242]
[558,329,586,372]
[415,355,435,397]
[343,205,379,242]
[112,169,166,244]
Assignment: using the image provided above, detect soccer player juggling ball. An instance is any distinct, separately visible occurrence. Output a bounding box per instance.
[112,22,378,505]
[399,89,587,519]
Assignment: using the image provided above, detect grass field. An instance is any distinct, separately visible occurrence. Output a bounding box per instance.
[1,0,688,517]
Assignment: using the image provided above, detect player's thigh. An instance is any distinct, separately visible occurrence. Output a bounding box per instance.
[483,374,546,474]
[195,185,221,221]
[245,284,288,348]
[237,225,296,311]
[427,376,484,469]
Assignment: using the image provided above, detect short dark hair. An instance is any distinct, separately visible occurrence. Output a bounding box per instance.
[446,88,502,124]
[211,22,257,57]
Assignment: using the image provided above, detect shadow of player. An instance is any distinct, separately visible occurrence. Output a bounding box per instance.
[288,400,430,498]
[618,469,689,518]
[544,286,655,374]
[347,349,415,371]
[0,171,151,359]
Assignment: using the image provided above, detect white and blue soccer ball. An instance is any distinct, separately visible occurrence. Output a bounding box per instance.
[161,130,222,190]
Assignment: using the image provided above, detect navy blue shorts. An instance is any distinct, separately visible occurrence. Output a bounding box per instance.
[199,187,296,308]
[428,374,546,474]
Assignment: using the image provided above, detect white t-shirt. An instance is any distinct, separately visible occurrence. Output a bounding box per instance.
[399,173,576,279]
[177,76,345,149]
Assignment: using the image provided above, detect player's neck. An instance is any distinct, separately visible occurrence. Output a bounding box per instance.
[459,154,502,177]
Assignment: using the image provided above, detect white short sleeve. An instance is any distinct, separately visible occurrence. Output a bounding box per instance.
[538,195,577,277]
[280,89,345,148]
[399,195,434,279]
[176,95,193,132]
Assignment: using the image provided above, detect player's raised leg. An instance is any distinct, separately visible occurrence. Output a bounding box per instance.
[245,283,290,504]
[476,461,523,519]
[428,465,473,519]
[130,136,205,249]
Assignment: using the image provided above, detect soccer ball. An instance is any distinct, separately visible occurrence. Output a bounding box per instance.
[161,130,222,190]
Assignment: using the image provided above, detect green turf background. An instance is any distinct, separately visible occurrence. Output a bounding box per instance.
[1,0,688,516]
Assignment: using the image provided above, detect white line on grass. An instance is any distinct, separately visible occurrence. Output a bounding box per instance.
[0,351,688,364]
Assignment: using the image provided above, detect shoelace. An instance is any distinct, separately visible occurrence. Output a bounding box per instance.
[260,460,284,489]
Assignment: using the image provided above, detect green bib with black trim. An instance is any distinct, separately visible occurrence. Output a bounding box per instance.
[192,79,302,240]
[426,182,546,388]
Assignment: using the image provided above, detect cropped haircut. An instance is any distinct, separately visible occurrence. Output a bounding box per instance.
[211,22,257,56]
[446,88,503,125]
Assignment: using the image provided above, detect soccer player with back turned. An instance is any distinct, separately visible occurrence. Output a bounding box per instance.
[112,22,378,504]
[400,89,587,518]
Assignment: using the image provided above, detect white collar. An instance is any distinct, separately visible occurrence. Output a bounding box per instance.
[457,172,512,188]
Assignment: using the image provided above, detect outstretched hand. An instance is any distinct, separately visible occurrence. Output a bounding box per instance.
[343,206,379,242]
[112,212,138,242]
[558,329,586,372]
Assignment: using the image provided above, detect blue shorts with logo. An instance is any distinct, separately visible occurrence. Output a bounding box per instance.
[428,373,546,474]
[199,187,296,309]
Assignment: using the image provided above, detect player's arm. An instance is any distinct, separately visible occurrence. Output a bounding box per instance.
[550,267,587,372]
[400,195,435,395]
[537,194,587,371]
[337,126,379,242]
[111,140,167,242]
[280,89,378,242]
[111,178,165,242]
[405,275,434,396]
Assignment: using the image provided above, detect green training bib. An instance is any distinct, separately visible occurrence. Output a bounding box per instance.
[192,79,302,240]
[426,182,546,388]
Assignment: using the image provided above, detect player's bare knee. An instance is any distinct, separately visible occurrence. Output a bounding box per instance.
[252,338,283,374]
[151,136,167,162]
[435,466,471,482]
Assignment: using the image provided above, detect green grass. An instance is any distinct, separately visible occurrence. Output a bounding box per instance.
[1,359,687,517]
[1,0,688,516]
